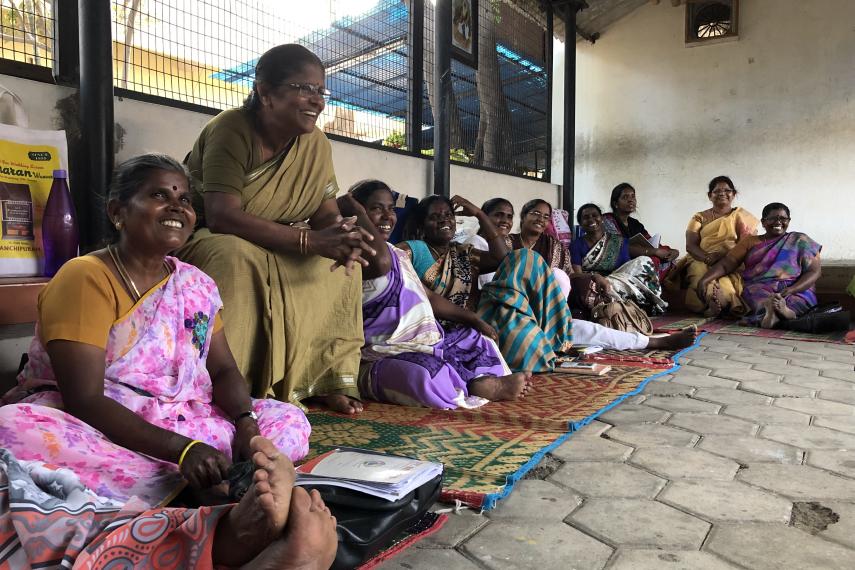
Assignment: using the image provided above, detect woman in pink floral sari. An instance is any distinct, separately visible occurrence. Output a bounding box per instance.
[0,154,311,508]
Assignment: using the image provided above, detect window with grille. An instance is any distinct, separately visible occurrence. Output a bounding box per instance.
[685,0,738,44]
[0,0,55,69]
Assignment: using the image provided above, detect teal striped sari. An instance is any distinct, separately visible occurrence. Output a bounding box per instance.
[478,249,573,372]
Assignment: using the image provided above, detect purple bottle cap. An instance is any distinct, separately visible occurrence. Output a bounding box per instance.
[53,169,67,178]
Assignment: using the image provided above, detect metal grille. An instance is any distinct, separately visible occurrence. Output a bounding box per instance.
[423,1,549,178]
[112,0,410,146]
[0,0,55,68]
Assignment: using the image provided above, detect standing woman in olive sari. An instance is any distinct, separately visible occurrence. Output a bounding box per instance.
[178,44,375,414]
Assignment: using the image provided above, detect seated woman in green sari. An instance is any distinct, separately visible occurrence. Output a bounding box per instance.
[397,195,510,313]
[178,44,379,415]
[570,203,667,314]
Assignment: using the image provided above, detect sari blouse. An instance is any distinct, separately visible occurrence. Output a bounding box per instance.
[602,213,648,239]
[404,240,480,311]
[570,233,631,274]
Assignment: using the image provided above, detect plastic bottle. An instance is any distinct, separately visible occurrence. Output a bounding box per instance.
[42,169,79,277]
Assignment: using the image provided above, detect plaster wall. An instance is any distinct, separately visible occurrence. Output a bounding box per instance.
[553,0,855,259]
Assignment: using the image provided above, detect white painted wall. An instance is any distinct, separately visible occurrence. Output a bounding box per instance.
[0,75,558,234]
[553,0,855,260]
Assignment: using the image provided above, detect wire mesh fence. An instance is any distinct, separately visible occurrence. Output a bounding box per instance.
[0,0,55,69]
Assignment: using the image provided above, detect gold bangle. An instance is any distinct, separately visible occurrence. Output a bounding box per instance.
[178,439,203,467]
[303,228,310,255]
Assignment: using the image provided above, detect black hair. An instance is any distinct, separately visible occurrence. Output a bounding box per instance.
[349,179,393,206]
[576,203,602,225]
[520,198,551,220]
[708,175,737,196]
[109,153,189,205]
[610,182,635,211]
[762,202,790,219]
[242,44,324,113]
[481,197,513,215]
[403,195,454,240]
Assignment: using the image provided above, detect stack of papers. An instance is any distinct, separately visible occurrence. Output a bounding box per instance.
[630,232,661,249]
[295,448,443,501]
[572,345,603,355]
[559,361,612,376]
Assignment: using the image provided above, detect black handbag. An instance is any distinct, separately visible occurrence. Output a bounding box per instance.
[303,471,443,570]
[782,302,850,334]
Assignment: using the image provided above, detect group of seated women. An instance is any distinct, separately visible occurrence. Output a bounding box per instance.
[0,41,824,568]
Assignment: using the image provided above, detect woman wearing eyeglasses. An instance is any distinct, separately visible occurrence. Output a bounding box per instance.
[668,176,759,316]
[178,44,378,415]
[697,202,821,328]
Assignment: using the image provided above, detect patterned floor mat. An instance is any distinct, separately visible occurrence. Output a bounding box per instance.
[304,340,701,509]
[652,313,853,344]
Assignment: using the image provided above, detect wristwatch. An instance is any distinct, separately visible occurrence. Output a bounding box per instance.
[234,410,258,424]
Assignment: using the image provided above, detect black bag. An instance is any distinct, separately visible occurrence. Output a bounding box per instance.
[782,302,851,334]
[304,472,443,570]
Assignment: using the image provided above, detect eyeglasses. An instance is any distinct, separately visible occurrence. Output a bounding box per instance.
[710,189,734,195]
[763,216,790,223]
[286,83,332,100]
[527,211,551,220]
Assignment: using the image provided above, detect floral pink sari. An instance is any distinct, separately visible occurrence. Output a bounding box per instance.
[0,258,311,507]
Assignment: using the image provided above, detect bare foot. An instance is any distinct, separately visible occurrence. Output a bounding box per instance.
[469,371,533,401]
[241,487,338,570]
[649,326,697,350]
[703,284,723,318]
[310,394,364,414]
[212,436,296,567]
[772,295,797,320]
[760,297,780,329]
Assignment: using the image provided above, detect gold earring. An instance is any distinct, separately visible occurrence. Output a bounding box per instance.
[115,221,123,230]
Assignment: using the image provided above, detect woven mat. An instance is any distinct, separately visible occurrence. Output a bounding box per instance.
[652,314,853,344]
[304,338,701,510]
[357,512,448,570]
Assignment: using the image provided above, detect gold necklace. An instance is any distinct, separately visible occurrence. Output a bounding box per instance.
[426,243,448,260]
[108,244,171,302]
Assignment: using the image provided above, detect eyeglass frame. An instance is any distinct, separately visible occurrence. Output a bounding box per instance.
[285,83,332,100]
[762,216,791,223]
[709,188,735,195]
[526,210,552,220]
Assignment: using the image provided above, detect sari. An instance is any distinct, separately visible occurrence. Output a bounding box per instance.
[602,213,674,280]
[669,207,759,315]
[478,250,573,372]
[0,257,310,507]
[0,449,230,568]
[572,233,667,314]
[404,240,480,313]
[509,232,573,274]
[735,232,821,325]
[359,244,509,409]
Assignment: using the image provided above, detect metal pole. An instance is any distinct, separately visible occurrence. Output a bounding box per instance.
[407,0,425,154]
[562,3,577,226]
[433,0,452,197]
[54,0,79,85]
[545,3,553,182]
[78,0,114,250]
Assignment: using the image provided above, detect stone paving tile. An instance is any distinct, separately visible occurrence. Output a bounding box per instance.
[606,423,699,448]
[643,396,722,414]
[812,416,855,435]
[598,404,671,425]
[462,521,613,570]
[760,350,822,361]
[805,450,855,479]
[760,424,855,450]
[790,359,855,372]
[487,480,582,521]
[549,462,666,499]
[642,382,697,396]
[818,390,855,405]
[550,434,634,462]
[419,509,489,548]
[821,353,855,364]
[781,375,855,391]
[698,435,804,464]
[608,549,740,569]
[738,464,855,500]
[706,523,855,570]
[573,420,612,437]
[819,369,855,382]
[671,375,740,389]
[376,547,482,569]
[727,354,790,366]
[773,397,855,416]
[683,359,752,371]
[708,369,782,382]
[722,404,811,425]
[667,412,759,436]
[660,479,792,522]
[693,387,772,406]
[739,380,815,398]
[569,499,710,549]
[631,447,740,480]
[752,364,821,377]
[818,501,855,550]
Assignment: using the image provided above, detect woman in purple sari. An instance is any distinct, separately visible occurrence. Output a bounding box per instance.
[337,180,531,409]
[698,202,821,328]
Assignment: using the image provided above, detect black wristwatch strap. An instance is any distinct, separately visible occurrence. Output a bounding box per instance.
[234,410,257,424]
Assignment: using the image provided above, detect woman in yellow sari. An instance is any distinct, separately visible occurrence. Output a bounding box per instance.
[177,44,377,414]
[671,176,759,316]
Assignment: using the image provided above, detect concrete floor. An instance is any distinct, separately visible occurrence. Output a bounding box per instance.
[378,333,855,570]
